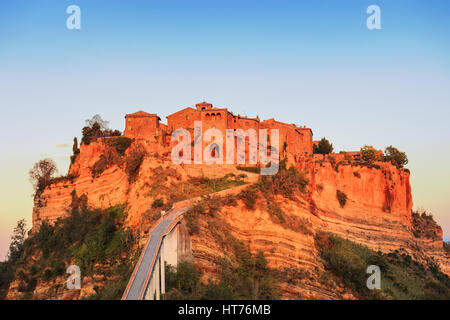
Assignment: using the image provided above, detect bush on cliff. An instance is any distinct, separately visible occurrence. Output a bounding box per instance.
[106,136,132,156]
[90,137,133,178]
[184,196,226,235]
[125,145,147,183]
[336,190,347,208]
[81,115,121,145]
[411,209,441,240]
[152,198,164,208]
[360,145,382,163]
[238,186,258,210]
[257,160,308,200]
[71,137,80,164]
[313,138,334,155]
[315,232,450,299]
[384,145,408,168]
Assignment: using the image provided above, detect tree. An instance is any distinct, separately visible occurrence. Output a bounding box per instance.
[71,137,80,164]
[384,145,408,168]
[29,159,57,196]
[360,145,380,163]
[314,138,334,155]
[82,122,103,145]
[72,137,79,155]
[81,115,121,145]
[85,114,109,131]
[8,219,27,263]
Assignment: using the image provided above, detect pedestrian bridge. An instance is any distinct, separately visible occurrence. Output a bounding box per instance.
[122,183,251,300]
[122,206,190,300]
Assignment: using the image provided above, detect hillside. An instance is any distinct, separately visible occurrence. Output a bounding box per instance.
[1,133,449,300]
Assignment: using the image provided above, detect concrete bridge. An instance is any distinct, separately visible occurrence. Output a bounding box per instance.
[122,183,252,300]
[122,206,191,300]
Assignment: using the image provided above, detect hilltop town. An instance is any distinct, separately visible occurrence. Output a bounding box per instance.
[1,102,449,300]
[123,101,313,163]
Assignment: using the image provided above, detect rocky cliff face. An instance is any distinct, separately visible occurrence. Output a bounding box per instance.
[33,140,254,232]
[27,140,449,299]
[308,160,447,275]
[189,160,448,299]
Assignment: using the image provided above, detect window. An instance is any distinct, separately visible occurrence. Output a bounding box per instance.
[205,113,210,120]
[217,113,222,120]
[211,143,220,158]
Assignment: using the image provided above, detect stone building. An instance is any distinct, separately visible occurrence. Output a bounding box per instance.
[124,102,313,164]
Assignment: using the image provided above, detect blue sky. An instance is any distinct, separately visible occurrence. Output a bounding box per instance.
[0,0,449,259]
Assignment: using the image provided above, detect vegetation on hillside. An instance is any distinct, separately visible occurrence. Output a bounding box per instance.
[0,195,138,300]
[178,195,282,299]
[411,209,441,240]
[146,168,246,211]
[164,251,279,300]
[315,232,450,299]
[124,145,146,183]
[0,220,27,299]
[236,160,311,232]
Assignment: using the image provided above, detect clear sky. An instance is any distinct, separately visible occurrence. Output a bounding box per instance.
[1,0,449,260]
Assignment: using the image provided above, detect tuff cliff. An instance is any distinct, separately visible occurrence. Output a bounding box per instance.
[32,139,255,233]
[189,159,449,299]
[20,139,450,299]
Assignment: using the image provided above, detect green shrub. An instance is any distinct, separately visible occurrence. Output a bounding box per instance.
[315,232,450,299]
[384,145,408,168]
[361,145,381,163]
[238,186,258,210]
[257,160,308,200]
[221,194,238,207]
[125,146,146,183]
[165,262,204,299]
[164,251,280,300]
[184,202,205,235]
[314,138,334,155]
[411,209,440,239]
[266,201,285,223]
[152,198,164,208]
[106,136,132,156]
[336,190,347,208]
[81,115,121,145]
[91,156,109,178]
